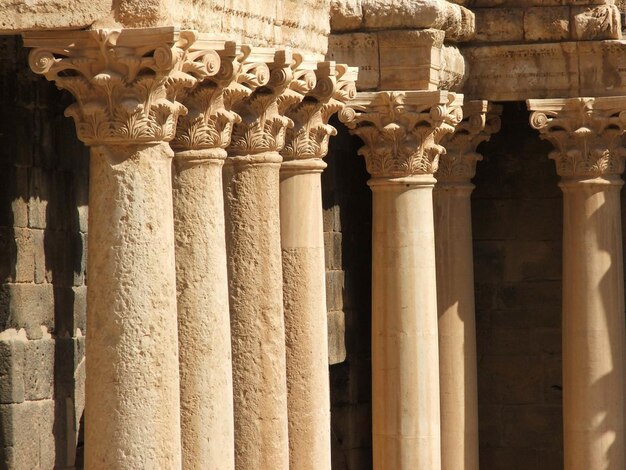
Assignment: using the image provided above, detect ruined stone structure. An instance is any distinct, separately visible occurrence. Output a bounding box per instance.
[1,0,626,469]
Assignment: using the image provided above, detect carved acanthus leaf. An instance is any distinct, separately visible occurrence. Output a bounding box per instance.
[228,50,318,155]
[172,45,272,151]
[282,62,358,160]
[528,97,626,178]
[26,29,218,146]
[437,101,502,183]
[339,91,463,178]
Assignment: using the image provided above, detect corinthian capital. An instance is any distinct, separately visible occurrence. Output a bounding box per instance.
[282,62,358,161]
[339,91,463,179]
[228,49,319,155]
[172,44,272,154]
[528,97,626,179]
[437,101,502,184]
[25,28,220,146]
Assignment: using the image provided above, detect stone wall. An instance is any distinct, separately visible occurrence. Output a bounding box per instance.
[323,119,373,470]
[472,102,564,469]
[0,36,87,469]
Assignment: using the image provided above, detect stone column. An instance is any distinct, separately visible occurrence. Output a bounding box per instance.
[340,90,463,470]
[280,62,357,470]
[528,97,626,470]
[25,29,204,468]
[225,50,312,470]
[171,43,270,469]
[435,101,501,470]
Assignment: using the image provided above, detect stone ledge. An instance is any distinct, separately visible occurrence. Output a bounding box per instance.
[463,39,626,101]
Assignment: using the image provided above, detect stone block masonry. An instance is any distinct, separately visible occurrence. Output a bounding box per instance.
[0,36,88,468]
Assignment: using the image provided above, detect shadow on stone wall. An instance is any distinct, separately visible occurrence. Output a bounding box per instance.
[323,117,373,470]
[0,36,88,469]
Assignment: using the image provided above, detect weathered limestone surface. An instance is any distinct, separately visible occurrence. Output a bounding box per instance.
[24,27,213,468]
[330,0,475,42]
[463,40,626,101]
[435,101,501,470]
[472,4,621,43]
[280,63,357,470]
[328,29,466,91]
[528,97,626,470]
[341,90,463,470]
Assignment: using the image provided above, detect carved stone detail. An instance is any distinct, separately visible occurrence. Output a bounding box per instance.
[339,91,463,178]
[437,101,502,183]
[172,45,272,154]
[228,50,318,155]
[26,29,219,146]
[282,62,358,160]
[528,97,626,179]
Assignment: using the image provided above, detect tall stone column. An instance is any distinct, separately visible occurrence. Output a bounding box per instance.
[171,43,271,469]
[528,97,626,470]
[25,29,204,468]
[280,62,357,470]
[340,91,463,470]
[435,101,501,470]
[225,50,312,470]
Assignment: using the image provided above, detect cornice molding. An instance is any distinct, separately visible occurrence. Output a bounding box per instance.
[25,28,221,146]
[528,96,626,179]
[437,100,502,184]
[339,90,464,178]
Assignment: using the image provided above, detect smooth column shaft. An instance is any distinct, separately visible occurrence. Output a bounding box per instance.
[562,180,626,470]
[224,151,290,470]
[434,185,479,470]
[173,150,234,470]
[85,143,182,469]
[280,161,332,470]
[371,176,441,470]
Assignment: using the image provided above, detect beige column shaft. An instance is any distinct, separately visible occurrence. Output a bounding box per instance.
[435,102,501,470]
[529,97,626,470]
[172,149,234,470]
[434,184,478,470]
[225,151,289,470]
[226,50,311,470]
[561,180,625,469]
[341,90,463,470]
[280,160,331,470]
[371,175,441,469]
[87,143,181,467]
[25,28,213,468]
[280,63,357,470]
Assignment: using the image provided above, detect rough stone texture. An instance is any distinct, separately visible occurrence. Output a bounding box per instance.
[330,0,476,42]
[471,4,621,43]
[0,0,111,34]
[173,155,234,470]
[0,35,88,469]
[327,29,466,91]
[224,153,290,470]
[86,143,182,468]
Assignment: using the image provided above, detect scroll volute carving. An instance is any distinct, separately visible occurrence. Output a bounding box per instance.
[228,49,318,155]
[172,44,272,152]
[26,29,220,146]
[339,91,463,179]
[282,62,358,160]
[529,97,626,179]
[437,101,502,183]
